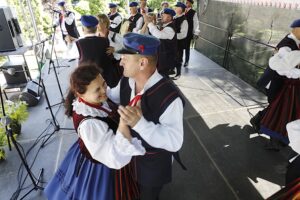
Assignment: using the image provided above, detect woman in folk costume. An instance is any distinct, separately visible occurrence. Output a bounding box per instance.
[260,19,300,149]
[44,64,145,200]
[267,120,300,200]
[97,14,123,63]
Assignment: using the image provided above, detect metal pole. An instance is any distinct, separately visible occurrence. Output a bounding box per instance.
[25,0,41,42]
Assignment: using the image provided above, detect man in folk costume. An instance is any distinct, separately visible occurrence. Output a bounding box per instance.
[184,0,200,67]
[137,0,153,14]
[146,8,177,77]
[108,3,122,33]
[75,15,118,87]
[56,1,80,45]
[157,1,169,20]
[107,33,186,200]
[128,2,144,33]
[173,2,188,79]
[259,19,300,149]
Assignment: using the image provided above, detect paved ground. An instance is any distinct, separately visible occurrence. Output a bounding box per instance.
[0,49,293,200]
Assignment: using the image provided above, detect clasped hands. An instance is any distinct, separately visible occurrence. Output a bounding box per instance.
[118,104,142,128]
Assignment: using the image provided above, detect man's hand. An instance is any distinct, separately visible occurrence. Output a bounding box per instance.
[118,105,142,127]
[106,46,115,55]
[193,34,199,40]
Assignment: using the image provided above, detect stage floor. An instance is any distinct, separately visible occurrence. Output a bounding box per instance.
[0,49,292,200]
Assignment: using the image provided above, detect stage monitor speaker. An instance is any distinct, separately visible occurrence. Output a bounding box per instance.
[1,60,27,85]
[0,6,23,52]
[19,92,39,107]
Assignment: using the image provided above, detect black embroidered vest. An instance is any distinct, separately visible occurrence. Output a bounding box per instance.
[158,22,177,72]
[128,13,143,32]
[109,12,122,33]
[59,11,80,38]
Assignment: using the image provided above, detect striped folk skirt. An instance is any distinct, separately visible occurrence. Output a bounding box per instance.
[260,79,300,144]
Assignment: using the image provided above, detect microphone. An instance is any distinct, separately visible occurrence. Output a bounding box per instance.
[46,3,61,13]
[1,67,24,76]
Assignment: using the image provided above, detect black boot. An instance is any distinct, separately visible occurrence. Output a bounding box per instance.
[250,111,263,133]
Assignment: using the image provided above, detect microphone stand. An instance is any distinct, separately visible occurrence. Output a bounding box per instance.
[40,79,74,148]
[0,85,44,200]
[45,26,66,110]
[31,35,52,97]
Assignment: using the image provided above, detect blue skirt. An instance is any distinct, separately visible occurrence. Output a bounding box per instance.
[44,141,114,200]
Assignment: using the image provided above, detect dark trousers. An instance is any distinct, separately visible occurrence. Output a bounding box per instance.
[139,185,163,200]
[184,36,193,63]
[175,40,185,76]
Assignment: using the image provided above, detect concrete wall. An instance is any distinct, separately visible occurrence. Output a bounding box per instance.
[195,0,300,87]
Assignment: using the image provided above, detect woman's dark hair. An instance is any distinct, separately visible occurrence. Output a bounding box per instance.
[65,63,101,117]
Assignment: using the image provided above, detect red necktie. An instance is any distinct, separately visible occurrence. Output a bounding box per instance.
[128,94,142,106]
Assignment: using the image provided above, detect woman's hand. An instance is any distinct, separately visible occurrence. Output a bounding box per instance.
[118,118,132,141]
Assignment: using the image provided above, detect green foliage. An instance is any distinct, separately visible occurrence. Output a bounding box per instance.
[0,148,5,160]
[0,56,7,66]
[74,0,108,15]
[0,101,28,160]
[7,0,51,42]
[3,101,29,123]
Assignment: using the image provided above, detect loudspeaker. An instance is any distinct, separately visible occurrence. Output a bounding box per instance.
[26,80,43,97]
[19,92,39,107]
[1,60,27,85]
[0,6,23,52]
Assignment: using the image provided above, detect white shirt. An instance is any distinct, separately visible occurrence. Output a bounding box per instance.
[174,14,188,40]
[131,14,144,33]
[109,12,122,30]
[73,99,145,169]
[286,120,300,162]
[108,31,123,60]
[268,33,300,79]
[185,7,200,36]
[148,22,175,40]
[107,70,184,152]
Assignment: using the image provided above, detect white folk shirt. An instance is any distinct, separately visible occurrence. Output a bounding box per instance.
[174,14,188,40]
[268,33,300,80]
[107,70,184,152]
[185,7,200,36]
[73,99,145,169]
[148,21,175,40]
[286,120,300,162]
